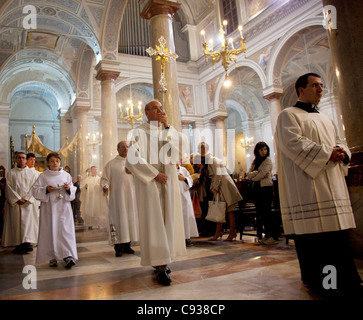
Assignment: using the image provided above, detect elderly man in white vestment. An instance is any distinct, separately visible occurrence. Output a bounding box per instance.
[275,73,362,296]
[126,99,187,286]
[80,166,108,229]
[101,141,139,257]
[2,152,39,254]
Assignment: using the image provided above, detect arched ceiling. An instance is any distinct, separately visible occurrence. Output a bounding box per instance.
[277,26,331,108]
[222,66,269,122]
[0,0,114,115]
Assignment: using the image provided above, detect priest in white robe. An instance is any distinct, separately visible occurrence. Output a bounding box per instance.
[275,73,362,295]
[80,166,108,229]
[177,163,199,246]
[101,140,139,256]
[32,152,77,268]
[2,152,39,254]
[126,99,187,286]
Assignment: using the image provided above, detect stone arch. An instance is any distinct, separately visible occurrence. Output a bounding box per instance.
[215,59,267,112]
[266,16,325,87]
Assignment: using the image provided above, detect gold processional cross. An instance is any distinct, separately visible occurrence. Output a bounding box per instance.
[146,36,178,95]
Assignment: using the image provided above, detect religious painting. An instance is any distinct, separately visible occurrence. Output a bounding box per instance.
[258,45,273,71]
[246,0,276,20]
[179,84,194,113]
[26,31,59,49]
[206,75,221,111]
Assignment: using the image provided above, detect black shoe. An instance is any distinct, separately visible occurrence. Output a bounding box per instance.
[123,247,135,254]
[186,239,194,247]
[115,250,122,257]
[12,245,27,254]
[156,271,172,286]
[64,257,76,269]
[153,267,171,275]
[22,243,33,252]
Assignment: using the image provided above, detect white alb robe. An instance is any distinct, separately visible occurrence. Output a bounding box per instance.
[80,175,109,228]
[32,169,78,264]
[126,122,187,266]
[177,166,199,239]
[275,107,356,235]
[2,166,39,246]
[101,155,139,244]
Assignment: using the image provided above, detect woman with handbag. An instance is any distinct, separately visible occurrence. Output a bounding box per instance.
[247,141,280,245]
[200,143,242,241]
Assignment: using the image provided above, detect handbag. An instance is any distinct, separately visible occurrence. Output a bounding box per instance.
[192,191,202,218]
[206,193,226,223]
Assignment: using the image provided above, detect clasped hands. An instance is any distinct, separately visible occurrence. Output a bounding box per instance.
[329,147,347,163]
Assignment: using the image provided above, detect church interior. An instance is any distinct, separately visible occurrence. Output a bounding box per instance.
[0,0,362,301]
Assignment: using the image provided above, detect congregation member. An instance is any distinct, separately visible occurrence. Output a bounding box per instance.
[247,142,280,245]
[126,99,187,286]
[71,174,83,224]
[32,152,78,269]
[2,152,39,254]
[80,166,108,229]
[199,142,242,241]
[176,161,199,246]
[275,73,362,296]
[101,140,139,257]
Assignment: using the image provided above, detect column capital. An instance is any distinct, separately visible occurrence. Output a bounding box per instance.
[211,115,228,122]
[95,60,120,81]
[181,120,193,127]
[0,104,10,117]
[262,85,284,100]
[95,69,120,81]
[75,105,91,113]
[140,0,181,20]
[263,92,284,101]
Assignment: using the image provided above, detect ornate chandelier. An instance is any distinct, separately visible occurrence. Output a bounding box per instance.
[201,20,246,87]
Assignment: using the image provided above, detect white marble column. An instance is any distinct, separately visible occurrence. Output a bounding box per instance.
[0,104,10,169]
[95,66,120,167]
[263,90,283,136]
[211,115,228,161]
[74,105,90,176]
[141,0,181,131]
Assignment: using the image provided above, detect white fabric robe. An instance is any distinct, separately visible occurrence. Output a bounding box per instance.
[177,166,199,239]
[80,175,109,228]
[275,107,356,235]
[101,155,139,244]
[2,167,39,246]
[32,169,78,264]
[126,122,187,266]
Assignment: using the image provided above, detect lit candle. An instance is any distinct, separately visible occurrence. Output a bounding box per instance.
[209,39,213,51]
[229,38,234,49]
[238,25,244,39]
[201,30,206,43]
[223,20,228,33]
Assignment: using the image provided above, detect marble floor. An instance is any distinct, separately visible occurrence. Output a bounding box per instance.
[1,228,362,301]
